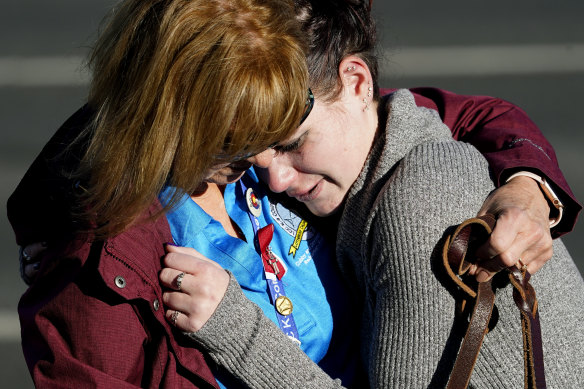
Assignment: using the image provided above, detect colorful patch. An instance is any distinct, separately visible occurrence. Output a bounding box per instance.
[269,203,316,257]
[288,220,308,256]
[245,187,262,217]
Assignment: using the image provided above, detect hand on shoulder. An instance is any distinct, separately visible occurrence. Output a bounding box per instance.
[472,175,553,281]
[159,244,230,333]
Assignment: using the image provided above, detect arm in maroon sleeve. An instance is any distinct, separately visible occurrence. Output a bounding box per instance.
[380,87,580,237]
[19,245,148,388]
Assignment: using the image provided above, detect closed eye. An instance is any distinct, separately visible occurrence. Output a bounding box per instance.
[274,138,301,153]
[273,131,307,155]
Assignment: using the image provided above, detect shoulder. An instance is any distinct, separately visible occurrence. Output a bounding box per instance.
[361,140,494,290]
[8,105,93,245]
[105,200,172,278]
[372,140,494,235]
[28,200,170,304]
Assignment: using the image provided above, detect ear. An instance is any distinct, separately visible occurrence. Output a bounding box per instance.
[339,56,373,103]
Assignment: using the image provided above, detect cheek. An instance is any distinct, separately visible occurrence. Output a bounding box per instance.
[295,152,324,172]
[294,137,341,173]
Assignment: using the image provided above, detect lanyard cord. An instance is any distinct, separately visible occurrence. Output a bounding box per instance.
[238,178,301,345]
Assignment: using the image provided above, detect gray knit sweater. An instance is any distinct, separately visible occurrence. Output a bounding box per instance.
[337,89,584,388]
[191,89,584,388]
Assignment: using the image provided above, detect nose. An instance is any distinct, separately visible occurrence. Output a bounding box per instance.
[260,156,298,194]
[247,149,274,168]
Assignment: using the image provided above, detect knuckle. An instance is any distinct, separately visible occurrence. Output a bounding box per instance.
[497,252,516,268]
[529,226,546,242]
[193,261,216,279]
[541,247,554,262]
[506,207,524,218]
[500,207,523,220]
[487,234,507,252]
[163,252,176,266]
[196,282,216,300]
[184,298,200,314]
[186,317,201,332]
[159,268,172,281]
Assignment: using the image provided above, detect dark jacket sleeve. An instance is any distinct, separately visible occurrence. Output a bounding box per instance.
[379,87,580,237]
[7,105,92,246]
[18,242,149,388]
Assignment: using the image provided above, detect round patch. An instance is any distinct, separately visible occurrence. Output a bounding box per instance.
[270,203,315,240]
[245,187,262,217]
[275,295,293,316]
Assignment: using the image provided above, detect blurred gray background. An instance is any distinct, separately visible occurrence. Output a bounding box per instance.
[1,1,582,387]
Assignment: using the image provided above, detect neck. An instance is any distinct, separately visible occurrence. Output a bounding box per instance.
[191,182,244,240]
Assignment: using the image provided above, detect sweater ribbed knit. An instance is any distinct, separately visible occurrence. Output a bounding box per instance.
[192,89,584,388]
[337,89,584,388]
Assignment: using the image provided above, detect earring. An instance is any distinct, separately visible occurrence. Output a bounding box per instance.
[363,85,373,111]
[363,98,370,111]
[346,65,356,72]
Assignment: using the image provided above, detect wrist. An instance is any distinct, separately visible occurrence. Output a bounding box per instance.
[506,171,564,228]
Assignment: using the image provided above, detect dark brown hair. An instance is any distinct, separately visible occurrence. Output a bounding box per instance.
[294,0,379,102]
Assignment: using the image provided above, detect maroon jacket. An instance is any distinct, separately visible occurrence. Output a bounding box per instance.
[9,107,219,388]
[7,88,580,388]
[17,204,218,388]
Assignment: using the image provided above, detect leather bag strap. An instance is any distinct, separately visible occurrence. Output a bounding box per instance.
[447,281,495,389]
[508,267,546,388]
[442,215,546,389]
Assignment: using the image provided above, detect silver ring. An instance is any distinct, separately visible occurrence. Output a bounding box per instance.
[175,272,185,291]
[171,310,180,326]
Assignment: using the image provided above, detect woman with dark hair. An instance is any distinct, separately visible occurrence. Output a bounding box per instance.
[162,1,584,388]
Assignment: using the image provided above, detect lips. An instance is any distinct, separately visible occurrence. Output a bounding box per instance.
[291,180,323,202]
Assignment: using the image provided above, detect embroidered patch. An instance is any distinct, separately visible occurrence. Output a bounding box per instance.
[288,220,308,256]
[269,203,315,257]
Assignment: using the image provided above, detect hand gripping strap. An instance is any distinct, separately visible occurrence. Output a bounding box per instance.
[442,215,546,389]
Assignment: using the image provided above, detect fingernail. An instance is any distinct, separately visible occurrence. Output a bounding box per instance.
[165,242,177,247]
[476,270,492,283]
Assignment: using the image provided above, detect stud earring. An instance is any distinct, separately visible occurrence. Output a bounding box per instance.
[363,85,372,111]
[363,97,370,111]
[346,65,356,72]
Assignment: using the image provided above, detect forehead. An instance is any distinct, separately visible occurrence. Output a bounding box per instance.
[284,123,308,142]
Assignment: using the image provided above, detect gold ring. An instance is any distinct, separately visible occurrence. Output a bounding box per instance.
[171,310,180,326]
[175,272,185,291]
[516,258,528,271]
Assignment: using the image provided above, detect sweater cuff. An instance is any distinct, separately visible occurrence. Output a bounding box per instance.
[186,271,257,352]
[185,273,345,389]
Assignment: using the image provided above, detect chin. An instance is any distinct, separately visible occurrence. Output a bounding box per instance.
[307,201,341,218]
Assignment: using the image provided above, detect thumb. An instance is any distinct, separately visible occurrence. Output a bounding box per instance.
[164,243,223,269]
[165,242,203,257]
